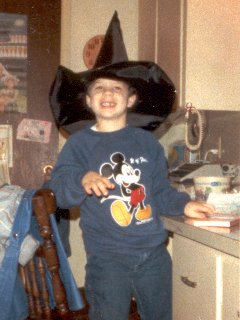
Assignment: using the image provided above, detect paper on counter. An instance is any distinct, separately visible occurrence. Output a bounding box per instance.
[207,192,240,215]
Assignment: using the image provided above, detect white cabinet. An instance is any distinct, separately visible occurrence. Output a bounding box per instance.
[173,234,217,319]
[222,253,240,320]
[172,234,240,320]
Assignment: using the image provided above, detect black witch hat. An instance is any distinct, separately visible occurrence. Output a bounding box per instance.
[49,11,176,135]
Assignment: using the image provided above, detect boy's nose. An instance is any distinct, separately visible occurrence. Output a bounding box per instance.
[102,87,114,94]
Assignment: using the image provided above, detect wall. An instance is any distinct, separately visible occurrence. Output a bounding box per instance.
[61,0,139,287]
[184,0,240,110]
[61,0,138,70]
[0,1,61,188]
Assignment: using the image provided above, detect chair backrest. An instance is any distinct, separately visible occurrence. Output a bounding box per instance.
[18,189,75,319]
[18,189,140,320]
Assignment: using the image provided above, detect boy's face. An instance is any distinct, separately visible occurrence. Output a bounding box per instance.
[86,78,136,122]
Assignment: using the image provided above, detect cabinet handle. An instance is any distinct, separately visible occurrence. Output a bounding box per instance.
[181,276,197,288]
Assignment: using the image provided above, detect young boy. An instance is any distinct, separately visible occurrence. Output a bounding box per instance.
[47,75,214,320]
[46,12,215,320]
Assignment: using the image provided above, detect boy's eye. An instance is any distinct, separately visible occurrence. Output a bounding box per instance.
[113,86,122,92]
[90,84,125,94]
[94,86,103,91]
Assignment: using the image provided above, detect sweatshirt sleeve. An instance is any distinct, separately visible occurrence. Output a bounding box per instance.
[152,141,190,216]
[45,137,88,209]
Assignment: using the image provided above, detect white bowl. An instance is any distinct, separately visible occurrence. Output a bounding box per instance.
[193,176,231,201]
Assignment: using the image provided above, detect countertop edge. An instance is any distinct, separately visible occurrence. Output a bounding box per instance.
[162,216,240,259]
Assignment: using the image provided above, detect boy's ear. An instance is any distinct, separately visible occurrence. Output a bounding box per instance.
[127,94,137,109]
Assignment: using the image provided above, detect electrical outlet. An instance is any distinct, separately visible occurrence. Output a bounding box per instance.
[222,164,238,177]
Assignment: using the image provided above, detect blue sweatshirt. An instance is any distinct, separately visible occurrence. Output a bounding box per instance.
[47,125,190,255]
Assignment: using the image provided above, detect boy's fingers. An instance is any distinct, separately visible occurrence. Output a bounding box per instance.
[205,203,216,212]
[197,204,215,215]
[83,183,93,195]
[191,201,215,212]
[82,171,115,197]
[93,181,110,197]
[83,178,115,197]
[100,176,115,189]
[184,201,216,219]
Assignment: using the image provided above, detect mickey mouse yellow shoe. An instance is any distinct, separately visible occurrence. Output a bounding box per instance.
[135,205,152,221]
[111,200,133,226]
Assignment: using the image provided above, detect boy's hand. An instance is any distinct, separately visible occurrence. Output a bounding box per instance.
[82,171,115,197]
[184,201,215,219]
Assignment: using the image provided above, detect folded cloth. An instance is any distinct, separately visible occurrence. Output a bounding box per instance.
[0,185,39,267]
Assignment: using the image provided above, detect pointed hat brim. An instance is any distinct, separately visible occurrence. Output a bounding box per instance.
[49,12,176,134]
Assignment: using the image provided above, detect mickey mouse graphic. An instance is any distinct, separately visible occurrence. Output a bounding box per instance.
[100,152,152,226]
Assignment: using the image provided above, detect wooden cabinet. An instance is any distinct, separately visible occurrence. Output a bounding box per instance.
[139,0,240,111]
[139,0,182,109]
[172,234,240,320]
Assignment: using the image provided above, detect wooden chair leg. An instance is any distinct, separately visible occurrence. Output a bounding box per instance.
[36,255,51,317]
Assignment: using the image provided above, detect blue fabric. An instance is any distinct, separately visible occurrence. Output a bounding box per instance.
[50,213,83,310]
[0,189,35,320]
[46,125,190,256]
[0,189,84,320]
[85,244,172,320]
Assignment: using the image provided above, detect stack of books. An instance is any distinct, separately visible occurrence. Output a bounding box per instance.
[185,213,240,233]
[185,192,240,232]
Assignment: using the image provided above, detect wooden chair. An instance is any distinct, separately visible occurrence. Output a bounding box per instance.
[19,189,140,319]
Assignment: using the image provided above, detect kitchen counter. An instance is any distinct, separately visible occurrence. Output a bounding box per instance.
[162,215,240,319]
[162,215,240,258]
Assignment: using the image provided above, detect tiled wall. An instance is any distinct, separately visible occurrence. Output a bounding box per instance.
[201,111,240,165]
[155,109,240,167]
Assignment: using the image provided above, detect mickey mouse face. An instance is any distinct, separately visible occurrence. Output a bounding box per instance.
[115,163,140,186]
[100,152,141,187]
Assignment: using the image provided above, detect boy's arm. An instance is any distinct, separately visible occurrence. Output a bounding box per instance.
[44,167,87,209]
[152,147,190,215]
[151,142,197,215]
[45,139,89,209]
[153,144,215,217]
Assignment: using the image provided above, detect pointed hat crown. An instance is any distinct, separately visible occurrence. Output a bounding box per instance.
[94,11,128,67]
[49,11,176,134]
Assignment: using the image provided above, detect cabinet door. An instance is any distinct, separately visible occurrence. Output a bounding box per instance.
[222,253,240,320]
[173,234,217,320]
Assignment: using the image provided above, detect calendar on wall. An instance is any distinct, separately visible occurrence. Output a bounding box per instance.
[0,13,27,113]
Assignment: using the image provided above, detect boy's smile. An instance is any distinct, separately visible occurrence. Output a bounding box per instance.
[99,100,116,110]
[86,78,137,131]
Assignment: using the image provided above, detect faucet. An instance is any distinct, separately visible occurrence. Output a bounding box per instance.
[204,149,219,161]
[203,137,223,162]
[218,136,222,159]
